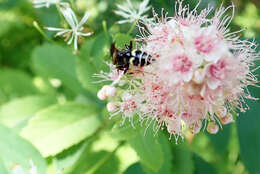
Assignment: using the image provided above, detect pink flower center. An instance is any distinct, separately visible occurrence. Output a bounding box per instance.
[209,60,226,80]
[164,109,176,118]
[172,55,192,73]
[123,100,136,111]
[194,35,215,53]
[151,85,169,104]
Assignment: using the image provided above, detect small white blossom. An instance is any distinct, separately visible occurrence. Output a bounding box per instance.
[11,159,62,174]
[46,7,93,51]
[12,160,37,174]
[32,0,66,8]
[29,160,37,174]
[114,0,151,24]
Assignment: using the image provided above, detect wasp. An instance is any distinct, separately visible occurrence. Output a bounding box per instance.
[110,41,155,74]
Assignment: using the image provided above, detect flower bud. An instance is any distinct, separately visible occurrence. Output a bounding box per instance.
[103,85,117,97]
[97,89,107,100]
[190,120,202,134]
[107,102,118,112]
[220,113,234,125]
[207,122,219,134]
[167,118,181,135]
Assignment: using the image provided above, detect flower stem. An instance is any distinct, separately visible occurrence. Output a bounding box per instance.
[127,20,138,35]
[33,21,54,43]
[102,20,111,45]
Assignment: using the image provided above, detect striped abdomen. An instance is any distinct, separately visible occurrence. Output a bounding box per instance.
[130,50,154,67]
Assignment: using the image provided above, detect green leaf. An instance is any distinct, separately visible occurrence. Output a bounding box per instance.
[65,140,120,174]
[156,134,172,174]
[207,124,231,154]
[193,154,217,174]
[110,117,141,141]
[68,149,120,174]
[172,143,194,174]
[36,7,60,37]
[142,133,173,174]
[0,69,38,103]
[237,86,260,174]
[128,126,164,172]
[55,141,87,172]
[0,95,57,129]
[0,124,46,174]
[113,33,133,49]
[31,43,84,94]
[76,33,109,93]
[123,163,146,174]
[0,158,9,174]
[0,11,19,37]
[89,150,120,174]
[20,103,101,157]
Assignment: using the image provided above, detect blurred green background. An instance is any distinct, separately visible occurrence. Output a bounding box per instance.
[0,0,259,174]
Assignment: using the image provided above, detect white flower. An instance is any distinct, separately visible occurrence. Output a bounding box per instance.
[12,160,37,174]
[11,159,62,174]
[46,7,93,51]
[32,0,66,8]
[29,160,37,174]
[114,0,151,24]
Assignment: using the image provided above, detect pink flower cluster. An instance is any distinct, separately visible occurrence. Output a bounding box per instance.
[97,1,259,140]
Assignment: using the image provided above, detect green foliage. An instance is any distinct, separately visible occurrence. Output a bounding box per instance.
[20,103,101,157]
[237,87,260,174]
[142,133,173,174]
[76,33,110,93]
[110,117,141,141]
[0,124,46,174]
[32,44,82,94]
[113,33,133,49]
[129,127,164,172]
[207,125,231,154]
[0,158,9,174]
[193,154,217,174]
[0,69,38,103]
[55,142,87,172]
[0,95,57,129]
[123,163,146,174]
[172,143,194,174]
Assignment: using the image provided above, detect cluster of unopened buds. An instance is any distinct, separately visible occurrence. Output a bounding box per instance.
[98,85,117,103]
[97,0,259,140]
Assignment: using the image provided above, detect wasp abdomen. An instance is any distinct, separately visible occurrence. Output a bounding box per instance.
[130,50,153,67]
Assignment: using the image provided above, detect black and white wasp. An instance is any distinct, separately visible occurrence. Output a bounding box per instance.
[110,41,155,74]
